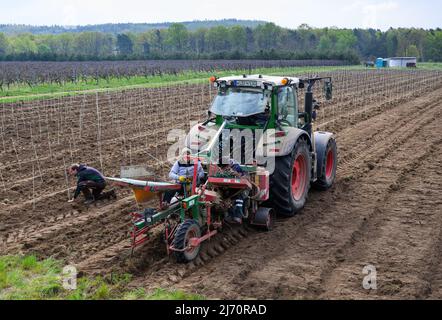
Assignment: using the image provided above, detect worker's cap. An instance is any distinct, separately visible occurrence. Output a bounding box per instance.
[181,148,192,155]
[69,163,80,171]
[180,148,192,161]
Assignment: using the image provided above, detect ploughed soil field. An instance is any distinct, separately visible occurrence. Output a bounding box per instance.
[1,69,442,299]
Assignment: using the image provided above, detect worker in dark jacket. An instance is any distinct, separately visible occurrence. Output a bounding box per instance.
[67,164,107,205]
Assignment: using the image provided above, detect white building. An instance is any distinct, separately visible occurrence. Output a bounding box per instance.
[386,57,417,68]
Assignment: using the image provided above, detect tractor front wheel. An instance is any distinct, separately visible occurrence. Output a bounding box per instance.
[313,138,337,190]
[270,137,311,217]
[173,219,201,263]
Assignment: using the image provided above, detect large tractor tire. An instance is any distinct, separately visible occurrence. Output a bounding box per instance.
[313,138,337,190]
[270,137,311,217]
[173,219,201,263]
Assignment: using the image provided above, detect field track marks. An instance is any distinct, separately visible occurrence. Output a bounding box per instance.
[0,195,135,259]
[319,138,442,299]
[336,94,442,179]
[316,81,442,133]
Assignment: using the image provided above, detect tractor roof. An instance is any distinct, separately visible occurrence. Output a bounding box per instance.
[217,74,300,87]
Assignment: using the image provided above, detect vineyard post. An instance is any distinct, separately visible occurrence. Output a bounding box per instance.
[47,126,53,160]
[141,90,149,152]
[108,92,115,127]
[70,127,76,155]
[32,161,36,211]
[11,139,21,170]
[79,94,85,139]
[118,100,127,162]
[0,168,6,193]
[37,101,42,137]
[57,96,61,145]
[62,156,71,200]
[12,106,19,140]
[96,92,104,172]
[129,141,132,165]
[0,110,5,154]
[68,139,74,165]
[188,85,192,128]
[32,142,44,183]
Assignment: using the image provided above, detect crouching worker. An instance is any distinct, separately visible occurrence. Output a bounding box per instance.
[162,149,205,207]
[67,164,108,205]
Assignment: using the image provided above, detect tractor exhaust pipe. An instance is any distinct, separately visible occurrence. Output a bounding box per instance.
[304,88,313,137]
[301,76,332,137]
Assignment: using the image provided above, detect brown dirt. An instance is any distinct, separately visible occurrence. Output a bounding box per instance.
[1,69,442,299]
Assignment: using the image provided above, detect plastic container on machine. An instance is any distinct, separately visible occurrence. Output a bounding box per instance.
[255,167,270,201]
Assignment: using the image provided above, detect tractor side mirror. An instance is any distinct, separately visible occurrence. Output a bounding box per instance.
[324,80,333,100]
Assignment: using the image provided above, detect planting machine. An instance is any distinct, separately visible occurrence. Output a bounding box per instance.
[107,74,338,263]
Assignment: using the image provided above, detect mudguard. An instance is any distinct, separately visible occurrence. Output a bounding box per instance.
[314,131,335,180]
[275,127,312,157]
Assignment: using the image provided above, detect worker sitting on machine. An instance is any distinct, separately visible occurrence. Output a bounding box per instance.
[218,157,248,224]
[67,164,115,205]
[162,148,205,206]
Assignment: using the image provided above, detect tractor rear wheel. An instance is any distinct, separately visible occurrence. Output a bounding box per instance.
[313,138,337,190]
[173,219,201,263]
[270,137,311,217]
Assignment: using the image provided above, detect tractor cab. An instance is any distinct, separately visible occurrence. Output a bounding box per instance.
[209,75,301,131]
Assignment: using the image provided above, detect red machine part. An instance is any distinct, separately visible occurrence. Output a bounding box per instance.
[208,177,253,189]
[255,169,270,201]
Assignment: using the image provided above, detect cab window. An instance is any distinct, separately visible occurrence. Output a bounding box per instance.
[277,87,297,127]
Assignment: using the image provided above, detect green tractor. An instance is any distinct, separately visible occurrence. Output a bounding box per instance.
[186,75,337,217]
[108,74,337,263]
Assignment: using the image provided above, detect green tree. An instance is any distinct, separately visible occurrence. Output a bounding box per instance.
[117,33,134,56]
[425,30,442,61]
[134,32,151,57]
[229,26,247,52]
[318,35,333,53]
[192,28,207,54]
[386,30,399,57]
[10,34,38,55]
[74,32,114,59]
[334,30,357,53]
[406,44,420,58]
[152,29,164,52]
[255,23,282,50]
[206,26,229,52]
[166,23,189,51]
[0,33,9,57]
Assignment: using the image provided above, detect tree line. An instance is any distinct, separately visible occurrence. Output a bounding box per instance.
[0,19,265,34]
[0,23,441,63]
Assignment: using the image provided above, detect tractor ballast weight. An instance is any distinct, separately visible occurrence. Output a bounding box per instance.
[108,74,338,263]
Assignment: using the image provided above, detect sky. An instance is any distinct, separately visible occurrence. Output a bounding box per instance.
[0,0,441,30]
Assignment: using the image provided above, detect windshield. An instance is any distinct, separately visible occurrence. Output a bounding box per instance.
[210,88,271,117]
